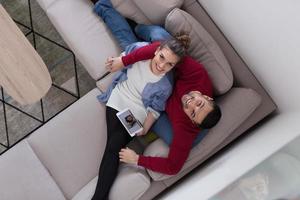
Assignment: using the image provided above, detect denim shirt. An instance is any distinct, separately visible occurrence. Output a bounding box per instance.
[97,67,173,119]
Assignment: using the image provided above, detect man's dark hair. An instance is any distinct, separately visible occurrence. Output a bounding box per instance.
[199,103,222,129]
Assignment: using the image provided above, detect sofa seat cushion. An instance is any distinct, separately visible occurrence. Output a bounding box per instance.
[44,0,121,80]
[165,8,233,96]
[72,164,150,200]
[0,141,66,200]
[109,164,151,200]
[143,88,261,181]
[111,0,184,25]
[27,88,107,199]
[71,176,97,200]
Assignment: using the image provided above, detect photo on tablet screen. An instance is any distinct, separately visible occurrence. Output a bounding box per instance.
[116,108,143,137]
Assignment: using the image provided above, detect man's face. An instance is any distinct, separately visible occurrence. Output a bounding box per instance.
[150,47,179,75]
[181,91,214,124]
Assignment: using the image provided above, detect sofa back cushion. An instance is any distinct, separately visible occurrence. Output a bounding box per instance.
[45,0,121,81]
[165,8,233,95]
[111,0,184,25]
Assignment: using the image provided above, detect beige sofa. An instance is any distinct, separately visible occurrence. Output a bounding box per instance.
[0,0,276,199]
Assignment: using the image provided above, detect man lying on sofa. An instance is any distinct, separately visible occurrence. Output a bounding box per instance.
[92,0,221,198]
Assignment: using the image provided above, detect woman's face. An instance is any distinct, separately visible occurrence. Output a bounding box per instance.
[150,46,180,76]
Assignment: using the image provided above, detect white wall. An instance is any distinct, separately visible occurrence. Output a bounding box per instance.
[159,1,300,199]
[198,0,300,113]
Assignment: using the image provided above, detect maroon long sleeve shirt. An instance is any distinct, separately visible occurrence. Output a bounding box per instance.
[122,42,213,175]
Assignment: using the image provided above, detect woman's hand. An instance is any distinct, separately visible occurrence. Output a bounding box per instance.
[135,128,146,136]
[140,112,156,136]
[105,56,124,72]
[119,147,139,165]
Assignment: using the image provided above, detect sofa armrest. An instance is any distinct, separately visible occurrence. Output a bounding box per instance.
[143,87,262,181]
[96,71,116,93]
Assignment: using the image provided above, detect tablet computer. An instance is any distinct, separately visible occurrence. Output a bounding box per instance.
[116,108,143,137]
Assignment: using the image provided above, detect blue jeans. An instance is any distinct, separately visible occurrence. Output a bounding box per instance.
[94,0,171,50]
[94,0,208,147]
[94,0,137,50]
[135,25,173,42]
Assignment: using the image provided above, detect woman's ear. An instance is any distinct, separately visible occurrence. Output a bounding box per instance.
[154,47,161,55]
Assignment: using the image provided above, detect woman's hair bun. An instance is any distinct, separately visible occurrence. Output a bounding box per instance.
[160,31,191,61]
[175,32,191,50]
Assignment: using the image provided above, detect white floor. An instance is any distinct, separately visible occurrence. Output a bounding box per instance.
[158,113,300,199]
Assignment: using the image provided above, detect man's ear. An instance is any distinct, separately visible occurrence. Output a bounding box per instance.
[204,95,213,101]
[191,90,202,95]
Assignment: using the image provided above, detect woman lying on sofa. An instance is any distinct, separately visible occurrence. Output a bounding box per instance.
[92,0,221,199]
[91,1,192,199]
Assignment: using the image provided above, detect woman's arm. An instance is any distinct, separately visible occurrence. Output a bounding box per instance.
[136,112,156,136]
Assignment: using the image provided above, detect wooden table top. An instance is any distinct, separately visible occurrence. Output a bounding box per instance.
[0,5,51,105]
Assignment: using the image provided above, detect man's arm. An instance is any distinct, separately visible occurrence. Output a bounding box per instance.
[107,42,160,73]
[138,123,196,175]
[121,42,160,66]
[105,42,160,72]
[119,122,198,175]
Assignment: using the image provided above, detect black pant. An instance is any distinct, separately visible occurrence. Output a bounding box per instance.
[92,106,132,200]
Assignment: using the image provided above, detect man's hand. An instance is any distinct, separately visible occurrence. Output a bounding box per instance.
[105,56,124,72]
[119,147,139,165]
